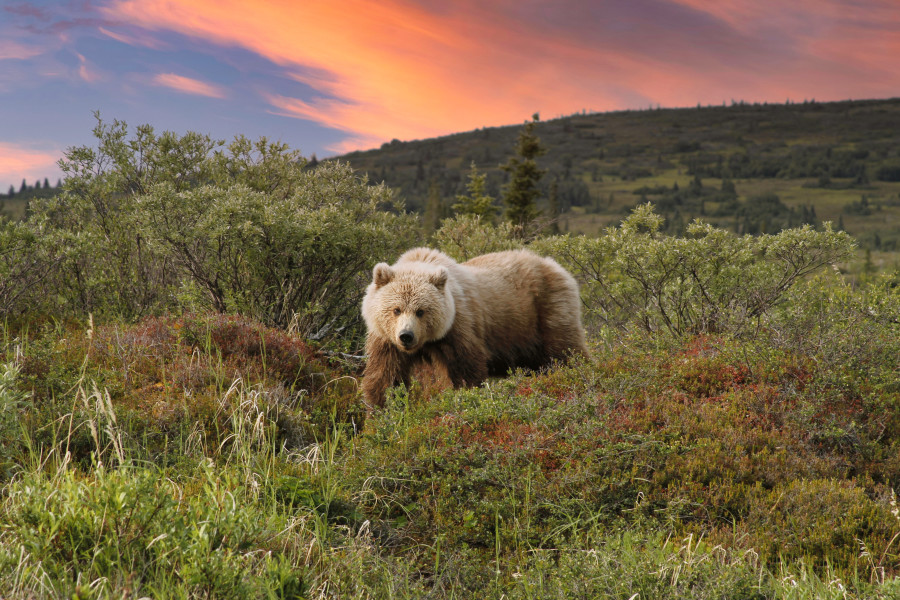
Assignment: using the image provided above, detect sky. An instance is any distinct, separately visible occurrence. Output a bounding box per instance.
[1,0,900,192]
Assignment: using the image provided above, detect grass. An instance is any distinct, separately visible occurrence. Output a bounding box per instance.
[0,307,898,598]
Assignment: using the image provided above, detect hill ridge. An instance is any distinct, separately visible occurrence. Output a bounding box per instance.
[338,97,900,250]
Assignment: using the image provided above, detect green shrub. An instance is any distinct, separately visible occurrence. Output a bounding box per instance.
[26,117,418,340]
[536,203,855,337]
[0,217,57,320]
[747,479,899,569]
[138,158,415,337]
[433,214,523,262]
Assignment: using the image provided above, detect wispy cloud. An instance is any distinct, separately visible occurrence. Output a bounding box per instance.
[152,73,227,99]
[76,52,103,83]
[99,26,164,49]
[3,3,50,20]
[0,40,43,60]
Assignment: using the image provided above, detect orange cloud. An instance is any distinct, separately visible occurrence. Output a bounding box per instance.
[102,0,900,152]
[0,143,62,191]
[103,0,686,151]
[152,73,227,99]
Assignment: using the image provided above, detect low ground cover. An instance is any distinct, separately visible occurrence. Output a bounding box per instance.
[1,311,898,598]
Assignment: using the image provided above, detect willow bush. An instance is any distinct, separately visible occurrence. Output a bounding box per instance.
[18,116,417,342]
[534,203,856,337]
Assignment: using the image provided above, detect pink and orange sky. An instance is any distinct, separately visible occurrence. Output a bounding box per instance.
[2,0,899,190]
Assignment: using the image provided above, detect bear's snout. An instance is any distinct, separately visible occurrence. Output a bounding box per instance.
[398,330,415,348]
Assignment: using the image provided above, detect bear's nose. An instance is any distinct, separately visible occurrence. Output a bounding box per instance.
[399,331,415,346]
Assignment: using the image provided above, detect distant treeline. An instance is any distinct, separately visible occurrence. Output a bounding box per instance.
[4,178,62,197]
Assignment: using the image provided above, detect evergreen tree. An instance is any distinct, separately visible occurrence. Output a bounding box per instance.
[19,179,27,194]
[502,114,546,235]
[423,179,443,233]
[43,178,50,189]
[415,158,425,182]
[689,174,703,195]
[547,177,560,234]
[452,162,495,222]
[7,185,14,197]
[721,178,736,197]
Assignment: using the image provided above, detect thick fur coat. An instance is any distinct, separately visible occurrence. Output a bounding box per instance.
[361,247,587,408]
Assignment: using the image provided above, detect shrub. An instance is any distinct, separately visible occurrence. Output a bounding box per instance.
[0,217,57,320]
[29,117,216,319]
[875,163,900,182]
[433,214,522,263]
[26,117,418,340]
[535,203,855,337]
[137,160,416,338]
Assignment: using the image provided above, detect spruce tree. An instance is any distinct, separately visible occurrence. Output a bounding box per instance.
[547,177,560,234]
[423,179,443,233]
[501,114,546,235]
[452,162,495,222]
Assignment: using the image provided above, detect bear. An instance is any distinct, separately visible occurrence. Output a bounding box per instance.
[361,247,588,409]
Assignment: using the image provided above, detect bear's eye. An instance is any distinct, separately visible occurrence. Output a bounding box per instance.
[416,309,425,318]
[393,308,401,316]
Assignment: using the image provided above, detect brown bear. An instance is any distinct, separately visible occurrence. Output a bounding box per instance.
[361,247,587,409]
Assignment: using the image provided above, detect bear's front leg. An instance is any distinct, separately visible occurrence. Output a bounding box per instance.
[430,335,489,389]
[362,335,412,410]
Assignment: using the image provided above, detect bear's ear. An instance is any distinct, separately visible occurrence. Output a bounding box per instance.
[373,263,394,287]
[430,267,448,290]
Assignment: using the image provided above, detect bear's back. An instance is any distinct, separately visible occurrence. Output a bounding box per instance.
[397,247,457,269]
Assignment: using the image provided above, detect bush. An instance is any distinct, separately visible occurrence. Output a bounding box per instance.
[0,217,57,320]
[433,214,523,262]
[29,117,217,319]
[137,160,416,338]
[535,203,855,337]
[875,163,900,182]
[26,117,417,340]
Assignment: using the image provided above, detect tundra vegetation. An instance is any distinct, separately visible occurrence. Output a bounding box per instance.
[0,117,898,599]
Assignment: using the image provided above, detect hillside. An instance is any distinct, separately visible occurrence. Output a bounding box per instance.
[339,98,900,254]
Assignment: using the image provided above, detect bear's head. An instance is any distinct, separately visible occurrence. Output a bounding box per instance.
[362,262,455,353]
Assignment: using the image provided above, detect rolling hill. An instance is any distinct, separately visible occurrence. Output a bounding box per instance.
[338,98,900,253]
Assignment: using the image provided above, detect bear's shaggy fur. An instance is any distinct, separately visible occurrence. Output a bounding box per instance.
[361,247,587,408]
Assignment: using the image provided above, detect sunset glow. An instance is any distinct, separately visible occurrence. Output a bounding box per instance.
[1,0,899,188]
